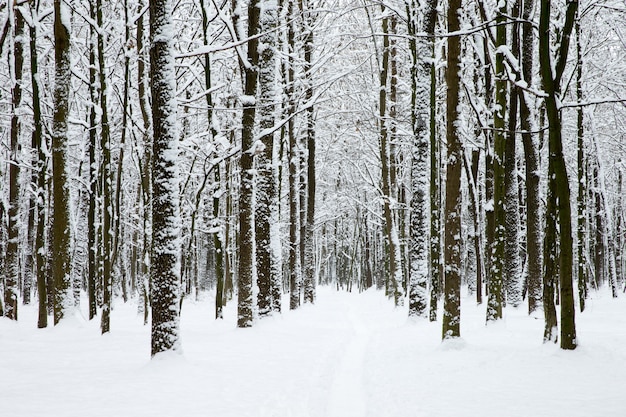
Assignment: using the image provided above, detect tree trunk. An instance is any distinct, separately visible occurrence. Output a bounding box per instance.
[236,0,260,327]
[519,0,542,315]
[5,1,25,320]
[487,0,507,322]
[150,0,182,355]
[575,10,587,311]
[29,1,47,328]
[52,0,73,325]
[407,0,435,318]
[256,0,280,315]
[539,0,578,350]
[442,0,462,339]
[302,0,317,305]
[379,8,403,307]
[504,0,522,307]
[97,0,113,335]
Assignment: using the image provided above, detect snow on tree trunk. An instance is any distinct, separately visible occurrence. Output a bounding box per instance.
[487,0,507,322]
[237,0,260,327]
[150,0,182,355]
[406,0,433,318]
[5,0,25,320]
[51,0,73,325]
[28,1,47,328]
[256,0,280,316]
[302,0,317,305]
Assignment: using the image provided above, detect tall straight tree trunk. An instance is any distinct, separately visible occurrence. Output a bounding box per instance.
[5,1,25,320]
[256,0,279,315]
[137,0,151,325]
[112,0,131,281]
[379,8,403,306]
[302,0,316,305]
[575,10,587,311]
[520,0,542,315]
[487,0,507,322]
[199,0,226,319]
[539,0,578,350]
[150,0,182,355]
[505,0,522,307]
[237,0,260,327]
[442,0,463,339]
[287,0,301,310]
[29,1,47,328]
[97,0,112,335]
[543,164,558,342]
[52,0,72,324]
[87,0,98,321]
[407,0,435,318]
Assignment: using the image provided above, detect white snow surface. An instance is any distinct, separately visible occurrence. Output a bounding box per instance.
[1,287,625,417]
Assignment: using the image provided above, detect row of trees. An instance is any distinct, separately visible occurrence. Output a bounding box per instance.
[0,0,624,354]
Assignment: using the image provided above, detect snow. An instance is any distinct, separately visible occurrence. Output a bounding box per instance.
[2,287,626,417]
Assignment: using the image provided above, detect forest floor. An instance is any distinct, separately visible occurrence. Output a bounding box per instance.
[1,286,625,417]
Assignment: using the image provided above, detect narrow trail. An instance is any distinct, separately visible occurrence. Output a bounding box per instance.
[326,301,370,417]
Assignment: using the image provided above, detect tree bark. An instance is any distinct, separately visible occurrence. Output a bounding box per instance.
[539,0,578,350]
[150,0,182,355]
[52,0,73,325]
[236,0,260,327]
[5,0,25,320]
[442,0,463,339]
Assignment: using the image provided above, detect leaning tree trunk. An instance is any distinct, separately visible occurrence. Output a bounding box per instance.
[150,0,182,355]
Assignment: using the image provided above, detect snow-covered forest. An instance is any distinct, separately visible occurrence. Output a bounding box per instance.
[1,0,626,414]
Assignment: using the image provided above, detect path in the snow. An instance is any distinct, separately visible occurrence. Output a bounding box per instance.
[326,301,371,417]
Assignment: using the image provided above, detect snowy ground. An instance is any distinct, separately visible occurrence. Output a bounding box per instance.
[1,287,625,417]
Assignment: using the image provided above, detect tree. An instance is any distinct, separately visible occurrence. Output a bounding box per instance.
[519,0,542,315]
[538,0,577,350]
[504,0,522,308]
[302,0,317,305]
[442,0,463,339]
[487,0,507,322]
[96,0,113,335]
[5,0,25,320]
[256,0,280,316]
[379,4,403,307]
[237,0,260,327]
[150,0,182,355]
[51,0,73,325]
[29,0,47,328]
[407,0,436,318]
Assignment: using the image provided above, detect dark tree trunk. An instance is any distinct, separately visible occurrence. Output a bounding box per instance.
[52,0,72,325]
[442,0,462,339]
[236,0,260,327]
[150,0,182,355]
